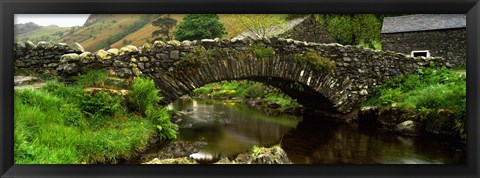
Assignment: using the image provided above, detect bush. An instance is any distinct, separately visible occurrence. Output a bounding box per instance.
[173,14,227,41]
[127,77,162,114]
[251,43,274,59]
[244,82,267,98]
[291,51,336,73]
[145,105,178,141]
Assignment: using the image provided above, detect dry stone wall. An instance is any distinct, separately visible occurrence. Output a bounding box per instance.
[14,37,464,114]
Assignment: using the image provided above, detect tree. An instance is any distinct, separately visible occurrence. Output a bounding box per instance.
[315,14,381,48]
[151,14,178,41]
[232,14,288,39]
[173,14,227,41]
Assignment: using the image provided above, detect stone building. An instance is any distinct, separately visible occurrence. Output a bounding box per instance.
[381,14,466,66]
[233,15,336,44]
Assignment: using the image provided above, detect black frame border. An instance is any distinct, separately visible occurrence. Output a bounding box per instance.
[1,0,479,177]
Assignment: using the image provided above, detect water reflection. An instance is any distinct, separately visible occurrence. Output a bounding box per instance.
[282,116,465,164]
[170,98,301,156]
[167,98,465,164]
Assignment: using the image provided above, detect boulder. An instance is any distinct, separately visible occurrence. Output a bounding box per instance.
[79,52,95,61]
[107,48,119,56]
[57,43,68,50]
[56,63,78,76]
[25,41,36,50]
[36,41,53,49]
[153,41,166,48]
[358,106,379,124]
[394,120,422,136]
[115,68,132,78]
[68,42,85,52]
[378,106,419,128]
[167,40,182,47]
[120,45,139,54]
[60,53,80,63]
[236,146,292,164]
[170,50,180,60]
[96,50,111,60]
[426,109,458,137]
[141,43,153,52]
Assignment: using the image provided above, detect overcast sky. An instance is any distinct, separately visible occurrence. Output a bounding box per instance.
[15,14,90,27]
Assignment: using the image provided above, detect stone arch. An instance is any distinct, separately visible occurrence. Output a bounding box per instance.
[14,37,459,115]
[142,46,352,113]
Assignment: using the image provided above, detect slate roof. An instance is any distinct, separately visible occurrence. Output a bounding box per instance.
[381,14,466,34]
[233,17,306,40]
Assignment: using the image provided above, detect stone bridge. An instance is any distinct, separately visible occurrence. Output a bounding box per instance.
[13,38,463,115]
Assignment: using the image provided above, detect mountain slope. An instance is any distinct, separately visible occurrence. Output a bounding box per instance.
[15,22,41,35]
[15,25,71,43]
[61,14,159,51]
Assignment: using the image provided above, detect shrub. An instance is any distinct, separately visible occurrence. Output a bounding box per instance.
[291,51,336,73]
[127,77,162,114]
[173,14,227,41]
[244,82,267,98]
[251,43,274,59]
[145,105,178,141]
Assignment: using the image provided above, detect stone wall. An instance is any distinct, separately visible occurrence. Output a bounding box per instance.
[381,28,466,67]
[14,41,85,76]
[14,37,460,114]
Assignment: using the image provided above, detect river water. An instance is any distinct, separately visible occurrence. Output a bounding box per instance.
[149,98,465,164]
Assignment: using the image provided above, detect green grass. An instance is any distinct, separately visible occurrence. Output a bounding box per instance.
[364,67,466,122]
[15,72,177,164]
[191,80,301,111]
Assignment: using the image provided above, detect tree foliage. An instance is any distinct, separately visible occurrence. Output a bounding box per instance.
[232,14,288,39]
[315,14,381,48]
[151,14,178,41]
[173,14,227,41]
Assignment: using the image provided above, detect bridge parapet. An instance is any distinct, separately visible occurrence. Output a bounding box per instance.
[13,37,462,114]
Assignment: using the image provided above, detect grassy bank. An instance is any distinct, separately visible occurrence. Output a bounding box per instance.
[191,80,302,112]
[363,67,466,137]
[15,71,177,164]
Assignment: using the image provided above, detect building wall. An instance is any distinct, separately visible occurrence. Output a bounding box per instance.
[381,28,466,66]
[280,16,337,44]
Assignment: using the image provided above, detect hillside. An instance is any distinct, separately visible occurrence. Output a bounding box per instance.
[60,14,160,51]
[15,22,41,35]
[65,14,264,51]
[14,14,283,52]
[15,25,71,44]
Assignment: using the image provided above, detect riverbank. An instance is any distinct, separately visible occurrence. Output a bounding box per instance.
[138,141,292,164]
[14,71,178,164]
[359,67,466,141]
[190,80,303,115]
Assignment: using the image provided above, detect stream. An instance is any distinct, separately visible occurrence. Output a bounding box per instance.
[127,98,465,164]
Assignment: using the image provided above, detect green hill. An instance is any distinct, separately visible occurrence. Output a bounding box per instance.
[15,25,71,44]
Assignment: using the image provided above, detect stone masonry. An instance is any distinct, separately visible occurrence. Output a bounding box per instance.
[14,37,464,114]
